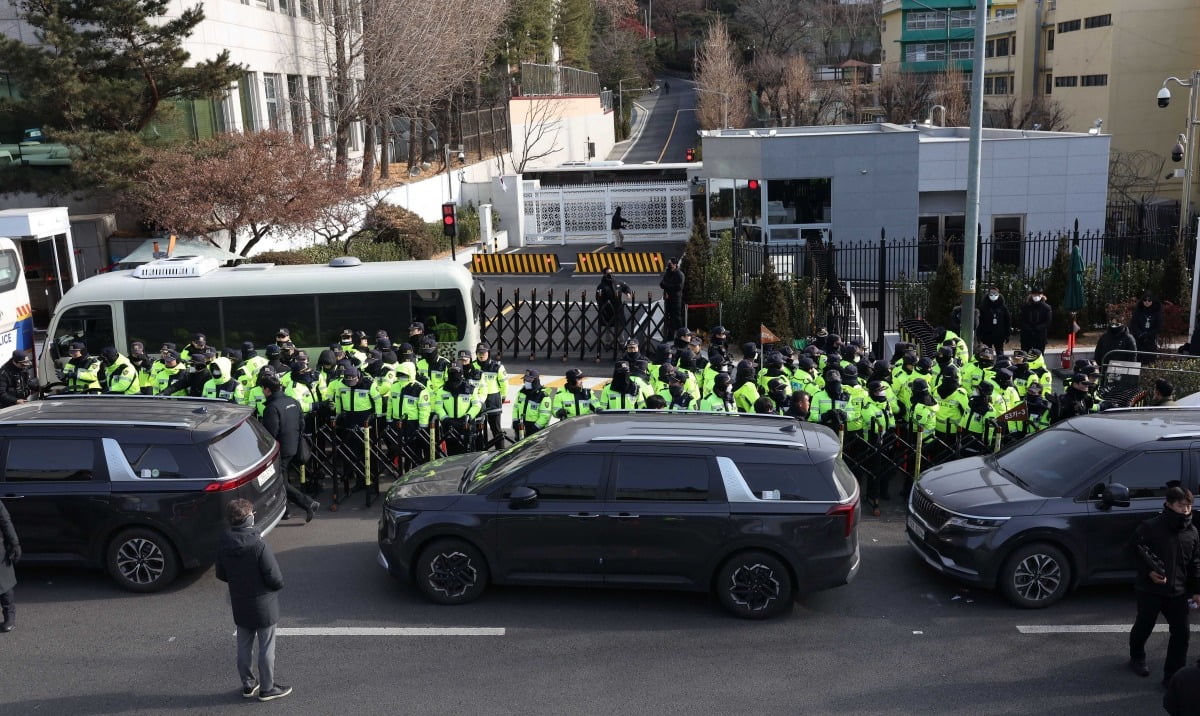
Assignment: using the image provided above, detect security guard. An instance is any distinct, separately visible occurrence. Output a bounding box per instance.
[385,362,432,469]
[202,359,246,404]
[698,372,737,412]
[512,369,551,439]
[596,361,644,411]
[152,350,188,396]
[933,363,969,462]
[551,368,594,420]
[99,347,140,395]
[62,342,102,394]
[433,364,482,455]
[470,342,506,444]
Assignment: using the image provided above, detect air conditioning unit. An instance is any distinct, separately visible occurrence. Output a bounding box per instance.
[132,255,221,279]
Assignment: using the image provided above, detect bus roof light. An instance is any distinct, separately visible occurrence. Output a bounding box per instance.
[132,256,221,279]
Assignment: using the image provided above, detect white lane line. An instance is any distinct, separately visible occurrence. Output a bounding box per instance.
[277,627,505,636]
[1018,625,1200,634]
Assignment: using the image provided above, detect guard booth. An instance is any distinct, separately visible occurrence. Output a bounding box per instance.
[0,207,81,329]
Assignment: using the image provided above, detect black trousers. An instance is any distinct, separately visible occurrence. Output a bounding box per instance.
[1129,591,1190,677]
[1,588,13,618]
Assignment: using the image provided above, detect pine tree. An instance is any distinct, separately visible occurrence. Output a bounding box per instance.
[926,250,963,330]
[1043,236,1071,335]
[556,0,595,69]
[681,218,711,324]
[1160,239,1188,305]
[0,0,243,193]
[754,259,792,344]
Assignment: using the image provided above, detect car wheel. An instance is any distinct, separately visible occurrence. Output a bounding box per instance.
[999,543,1071,609]
[715,551,793,620]
[106,528,180,593]
[414,539,489,605]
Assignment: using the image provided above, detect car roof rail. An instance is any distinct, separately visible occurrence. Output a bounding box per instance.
[0,418,191,428]
[1157,432,1200,441]
[42,394,232,404]
[1103,406,1200,413]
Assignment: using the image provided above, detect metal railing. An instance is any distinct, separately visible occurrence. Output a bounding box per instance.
[518,63,601,97]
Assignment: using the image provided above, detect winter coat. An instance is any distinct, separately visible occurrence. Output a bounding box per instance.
[215,524,284,629]
[659,267,685,301]
[1130,509,1200,597]
[1094,325,1137,367]
[977,296,1012,345]
[0,500,19,593]
[1131,300,1163,353]
[596,276,631,329]
[261,392,303,463]
[0,359,35,407]
[1017,299,1052,343]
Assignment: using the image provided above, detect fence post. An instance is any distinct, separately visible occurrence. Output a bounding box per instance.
[825,243,838,334]
[877,229,886,357]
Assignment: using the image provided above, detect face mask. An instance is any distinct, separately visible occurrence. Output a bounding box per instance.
[1110,323,1121,329]
[1032,296,1042,302]
[211,368,222,379]
[522,381,532,390]
[988,294,999,301]
[872,394,887,403]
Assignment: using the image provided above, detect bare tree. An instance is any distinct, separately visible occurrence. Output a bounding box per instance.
[876,65,931,124]
[931,64,968,126]
[987,95,1072,131]
[1109,149,1165,204]
[736,0,812,57]
[506,95,565,173]
[695,19,749,130]
[750,53,788,126]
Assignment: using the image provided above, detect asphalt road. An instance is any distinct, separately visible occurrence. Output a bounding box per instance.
[615,76,700,165]
[0,495,1175,716]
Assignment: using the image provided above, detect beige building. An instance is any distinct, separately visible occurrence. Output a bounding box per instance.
[880,0,1200,213]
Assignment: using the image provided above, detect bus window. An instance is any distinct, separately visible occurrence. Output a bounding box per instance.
[316,291,411,345]
[222,295,317,349]
[51,304,114,361]
[124,298,219,350]
[412,289,465,344]
[0,250,20,293]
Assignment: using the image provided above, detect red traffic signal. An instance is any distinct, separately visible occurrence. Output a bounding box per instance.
[441,203,457,238]
[747,179,760,191]
[685,147,696,162]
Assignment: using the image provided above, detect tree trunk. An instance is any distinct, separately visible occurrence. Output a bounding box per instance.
[361,117,377,187]
[333,0,351,166]
[379,116,390,180]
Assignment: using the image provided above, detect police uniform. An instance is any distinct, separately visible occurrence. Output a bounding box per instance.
[551,370,595,420]
[385,363,433,469]
[512,370,552,439]
[100,348,140,395]
[433,366,482,455]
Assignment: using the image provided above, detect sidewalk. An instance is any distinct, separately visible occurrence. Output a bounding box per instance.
[606,88,661,162]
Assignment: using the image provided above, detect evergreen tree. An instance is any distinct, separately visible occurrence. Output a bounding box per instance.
[926,250,962,330]
[0,0,242,193]
[754,259,792,344]
[681,218,711,323]
[503,0,556,66]
[1160,239,1188,305]
[556,0,595,70]
[1043,235,1070,334]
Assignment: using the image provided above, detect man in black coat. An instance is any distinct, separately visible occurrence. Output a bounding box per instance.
[596,268,632,349]
[1128,486,1200,685]
[1132,291,1164,363]
[215,498,291,702]
[260,378,318,523]
[0,499,20,632]
[977,286,1012,357]
[1017,286,1052,353]
[1094,315,1138,368]
[0,349,37,407]
[659,257,685,336]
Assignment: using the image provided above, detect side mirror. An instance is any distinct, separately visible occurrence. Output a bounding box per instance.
[1100,483,1131,509]
[509,485,537,508]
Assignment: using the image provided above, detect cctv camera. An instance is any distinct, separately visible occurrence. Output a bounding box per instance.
[1173,142,1186,162]
[1158,86,1171,108]
[456,151,465,163]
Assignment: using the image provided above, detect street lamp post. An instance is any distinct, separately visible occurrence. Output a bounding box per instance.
[695,87,730,129]
[958,0,988,352]
[1159,69,1200,336]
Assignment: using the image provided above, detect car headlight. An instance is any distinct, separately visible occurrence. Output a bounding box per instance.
[944,515,1009,532]
[386,507,418,523]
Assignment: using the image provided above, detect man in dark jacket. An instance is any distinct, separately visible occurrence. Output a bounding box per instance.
[260,378,318,523]
[1095,315,1138,367]
[0,349,36,407]
[1017,287,1052,353]
[1132,291,1164,363]
[214,498,290,701]
[659,257,685,336]
[596,268,632,349]
[977,286,1012,356]
[0,499,20,632]
[1128,486,1200,685]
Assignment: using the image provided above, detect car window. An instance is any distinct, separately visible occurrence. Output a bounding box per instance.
[5,438,95,482]
[516,453,606,500]
[121,443,215,480]
[613,455,710,501]
[208,420,274,474]
[1103,451,1183,500]
[736,461,839,501]
[467,428,556,492]
[993,426,1124,497]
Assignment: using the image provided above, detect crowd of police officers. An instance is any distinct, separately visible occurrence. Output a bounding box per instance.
[6,317,1126,514]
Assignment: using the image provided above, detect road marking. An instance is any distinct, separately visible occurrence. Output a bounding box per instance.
[656,109,688,164]
[277,627,505,636]
[1017,625,1200,634]
[482,303,515,330]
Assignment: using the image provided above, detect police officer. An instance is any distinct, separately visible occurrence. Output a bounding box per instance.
[731,360,760,413]
[180,333,208,362]
[597,361,644,410]
[512,369,551,439]
[863,379,899,513]
[180,354,212,397]
[99,347,140,395]
[416,336,450,393]
[471,343,507,445]
[238,342,267,390]
[1020,380,1052,436]
[765,377,790,414]
[933,364,969,462]
[551,368,594,420]
[960,381,1002,456]
[811,368,851,434]
[1054,372,1096,421]
[708,325,731,369]
[0,350,36,406]
[433,364,482,455]
[333,366,382,489]
[699,372,736,412]
[203,358,246,404]
[128,341,155,394]
[665,372,694,410]
[63,342,102,394]
[385,362,432,470]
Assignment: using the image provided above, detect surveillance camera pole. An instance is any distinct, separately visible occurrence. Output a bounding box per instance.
[958,0,988,353]
[1160,70,1200,336]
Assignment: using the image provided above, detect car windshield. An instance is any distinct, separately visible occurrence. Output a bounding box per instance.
[464,428,556,494]
[992,426,1123,496]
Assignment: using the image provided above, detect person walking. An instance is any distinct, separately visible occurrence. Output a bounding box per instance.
[659,257,685,337]
[260,377,319,523]
[610,207,630,250]
[214,498,290,701]
[595,268,632,350]
[0,498,20,632]
[1128,486,1200,686]
[1017,287,1052,354]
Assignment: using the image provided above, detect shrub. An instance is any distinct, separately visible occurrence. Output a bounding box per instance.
[926,250,962,329]
[755,260,792,344]
[895,272,929,322]
[249,250,313,265]
[357,203,440,259]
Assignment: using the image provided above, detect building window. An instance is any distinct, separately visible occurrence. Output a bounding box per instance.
[906,11,946,31]
[1084,14,1111,29]
[995,37,1010,56]
[1054,75,1078,88]
[1057,19,1081,33]
[300,0,313,19]
[994,8,1016,19]
[1046,29,1054,51]
[984,76,1011,95]
[278,0,291,13]
[949,40,974,60]
[239,72,260,132]
[906,42,946,62]
[985,40,994,58]
[1081,74,1108,87]
[949,10,974,28]
[325,78,337,140]
[287,74,305,141]
[1045,73,1053,94]
[307,76,324,143]
[984,77,992,94]
[263,74,282,130]
[243,0,273,8]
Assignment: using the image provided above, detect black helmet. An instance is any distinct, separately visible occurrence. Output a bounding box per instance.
[797,356,815,371]
[100,346,119,363]
[714,373,732,389]
[565,368,584,381]
[941,363,960,379]
[910,378,930,393]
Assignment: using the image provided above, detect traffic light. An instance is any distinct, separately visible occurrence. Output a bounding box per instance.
[747,179,760,191]
[442,203,457,238]
[685,147,696,162]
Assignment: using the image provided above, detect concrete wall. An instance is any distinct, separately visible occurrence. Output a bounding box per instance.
[508,96,615,171]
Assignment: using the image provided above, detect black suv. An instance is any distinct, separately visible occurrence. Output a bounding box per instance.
[907,408,1200,608]
[0,395,285,592]
[378,411,861,619]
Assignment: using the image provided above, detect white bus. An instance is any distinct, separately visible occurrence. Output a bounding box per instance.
[0,237,35,368]
[39,255,480,386]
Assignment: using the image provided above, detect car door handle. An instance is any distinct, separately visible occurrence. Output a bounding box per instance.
[609,513,639,520]
[568,513,600,519]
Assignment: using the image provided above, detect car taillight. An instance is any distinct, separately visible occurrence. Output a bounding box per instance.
[827,498,858,538]
[204,460,272,492]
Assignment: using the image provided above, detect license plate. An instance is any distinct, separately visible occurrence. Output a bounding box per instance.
[256,463,276,487]
[907,516,926,541]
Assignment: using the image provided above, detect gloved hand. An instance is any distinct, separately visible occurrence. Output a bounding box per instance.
[554,409,568,420]
[5,545,19,565]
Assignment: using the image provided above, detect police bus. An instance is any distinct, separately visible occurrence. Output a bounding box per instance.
[0,237,35,368]
[38,255,479,386]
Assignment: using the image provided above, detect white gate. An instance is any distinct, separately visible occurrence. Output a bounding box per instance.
[522,181,691,243]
